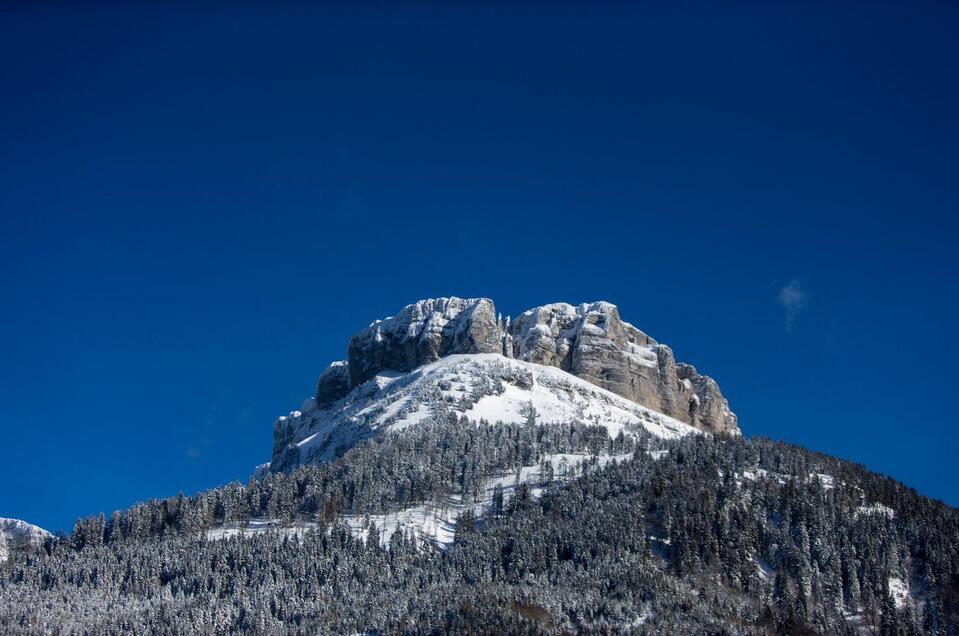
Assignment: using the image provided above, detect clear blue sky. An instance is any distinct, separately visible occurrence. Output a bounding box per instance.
[1,3,956,532]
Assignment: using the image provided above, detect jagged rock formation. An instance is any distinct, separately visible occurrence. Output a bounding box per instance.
[345,297,501,387]
[508,301,737,434]
[314,361,350,408]
[0,518,50,565]
[313,297,738,434]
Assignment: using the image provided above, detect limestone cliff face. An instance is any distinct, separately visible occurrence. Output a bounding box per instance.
[311,297,738,435]
[316,298,501,406]
[315,361,350,408]
[508,302,737,434]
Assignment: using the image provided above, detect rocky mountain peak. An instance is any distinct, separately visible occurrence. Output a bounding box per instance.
[312,296,738,435]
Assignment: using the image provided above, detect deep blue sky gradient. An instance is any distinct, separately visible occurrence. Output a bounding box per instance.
[1,3,957,532]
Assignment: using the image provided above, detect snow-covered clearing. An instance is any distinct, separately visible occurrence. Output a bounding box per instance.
[342,451,634,548]
[810,473,835,490]
[205,519,320,541]
[737,469,840,491]
[856,503,896,519]
[888,576,911,609]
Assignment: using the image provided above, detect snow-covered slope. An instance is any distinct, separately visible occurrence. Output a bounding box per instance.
[0,518,50,564]
[269,353,699,473]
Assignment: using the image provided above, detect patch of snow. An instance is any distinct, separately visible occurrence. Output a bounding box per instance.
[739,468,787,486]
[857,503,895,519]
[843,577,911,630]
[811,473,835,490]
[888,576,910,609]
[205,519,319,541]
[741,468,767,482]
[388,405,432,431]
[738,469,837,491]
[626,609,654,626]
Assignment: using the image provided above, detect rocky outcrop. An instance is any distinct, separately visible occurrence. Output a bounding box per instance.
[347,298,502,389]
[509,302,737,434]
[0,518,50,565]
[312,297,739,434]
[315,361,350,407]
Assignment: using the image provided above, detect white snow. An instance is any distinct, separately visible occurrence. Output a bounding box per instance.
[844,577,912,630]
[386,405,432,431]
[738,469,839,491]
[856,503,896,519]
[205,519,320,541]
[740,468,784,485]
[445,355,695,440]
[888,576,911,609]
[273,353,699,468]
[626,610,654,626]
[811,473,835,490]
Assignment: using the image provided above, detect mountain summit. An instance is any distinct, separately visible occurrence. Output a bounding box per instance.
[4,297,957,635]
[269,297,738,473]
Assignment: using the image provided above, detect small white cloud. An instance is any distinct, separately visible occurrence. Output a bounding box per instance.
[777,279,807,333]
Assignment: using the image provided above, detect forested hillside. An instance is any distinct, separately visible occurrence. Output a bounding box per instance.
[2,419,956,634]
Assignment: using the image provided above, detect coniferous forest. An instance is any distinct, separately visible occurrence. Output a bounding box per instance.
[2,417,957,634]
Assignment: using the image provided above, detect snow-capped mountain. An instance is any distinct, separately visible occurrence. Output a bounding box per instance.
[0,518,50,565]
[5,297,957,635]
[268,297,738,474]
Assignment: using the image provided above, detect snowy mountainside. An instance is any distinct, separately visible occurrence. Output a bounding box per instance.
[0,518,50,564]
[217,451,635,549]
[269,353,698,473]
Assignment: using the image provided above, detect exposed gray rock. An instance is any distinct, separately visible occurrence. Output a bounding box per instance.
[345,297,501,387]
[315,361,350,408]
[312,297,739,435]
[509,301,738,434]
[676,363,736,435]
